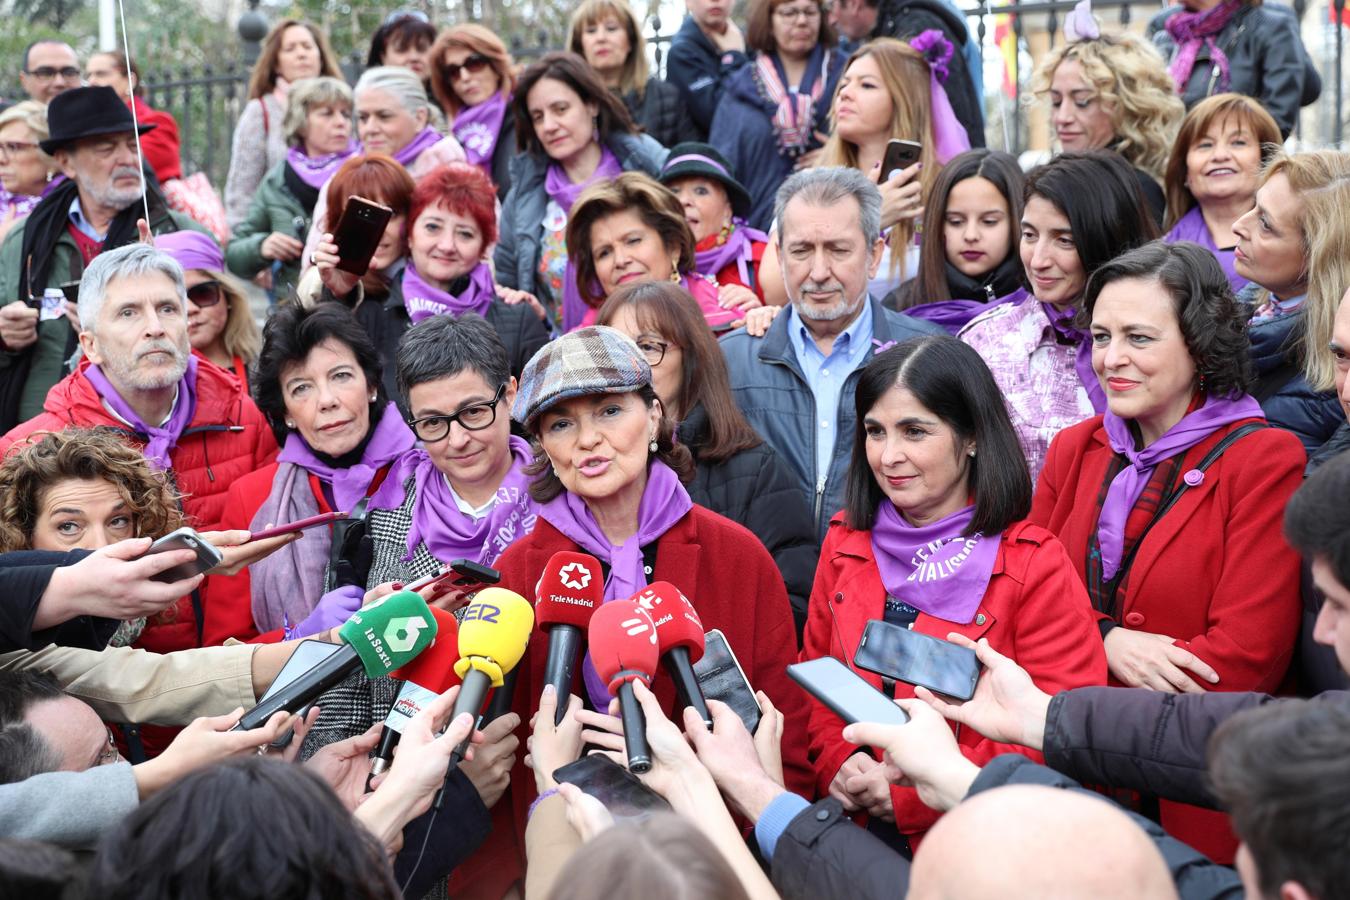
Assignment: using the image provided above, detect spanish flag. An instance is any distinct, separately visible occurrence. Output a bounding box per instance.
[994,14,1018,98]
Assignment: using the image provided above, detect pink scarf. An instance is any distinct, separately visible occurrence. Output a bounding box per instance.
[753,46,831,158]
[1165,0,1242,92]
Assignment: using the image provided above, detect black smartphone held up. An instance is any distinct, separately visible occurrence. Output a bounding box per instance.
[553,754,671,821]
[259,639,343,704]
[333,196,394,276]
[449,559,501,587]
[881,139,923,180]
[853,619,980,701]
[692,628,761,735]
[143,526,224,583]
[787,657,910,727]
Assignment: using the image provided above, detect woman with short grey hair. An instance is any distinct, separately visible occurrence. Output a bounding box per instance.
[0,100,57,243]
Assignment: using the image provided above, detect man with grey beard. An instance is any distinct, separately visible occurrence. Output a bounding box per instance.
[721,167,940,542]
[0,86,208,430]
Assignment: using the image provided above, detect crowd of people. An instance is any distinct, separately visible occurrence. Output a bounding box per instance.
[0,0,1347,898]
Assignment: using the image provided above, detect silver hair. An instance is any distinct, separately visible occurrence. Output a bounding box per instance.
[773,166,882,249]
[283,77,354,147]
[355,65,435,120]
[78,243,187,332]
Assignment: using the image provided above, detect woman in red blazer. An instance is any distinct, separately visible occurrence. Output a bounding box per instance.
[1030,242,1305,861]
[801,335,1107,853]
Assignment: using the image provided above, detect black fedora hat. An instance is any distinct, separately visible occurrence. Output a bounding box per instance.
[659,142,752,221]
[40,85,157,155]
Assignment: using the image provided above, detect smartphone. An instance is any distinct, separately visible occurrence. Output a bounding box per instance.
[248,511,349,542]
[333,196,394,276]
[259,639,343,704]
[854,619,980,701]
[144,526,224,583]
[402,559,502,594]
[692,628,761,735]
[787,657,910,726]
[881,139,923,180]
[59,281,81,305]
[552,754,671,820]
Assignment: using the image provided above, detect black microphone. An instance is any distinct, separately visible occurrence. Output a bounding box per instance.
[535,552,603,724]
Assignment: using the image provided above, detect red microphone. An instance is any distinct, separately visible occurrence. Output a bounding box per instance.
[633,582,711,729]
[536,551,603,723]
[368,606,461,784]
[588,599,658,773]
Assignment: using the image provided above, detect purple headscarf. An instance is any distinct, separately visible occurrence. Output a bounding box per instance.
[454,92,509,171]
[391,126,445,169]
[286,139,360,189]
[546,146,623,332]
[1041,302,1108,414]
[401,260,496,323]
[84,355,198,470]
[871,502,1000,625]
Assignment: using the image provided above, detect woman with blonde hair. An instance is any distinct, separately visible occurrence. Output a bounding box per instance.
[1034,30,1184,225]
[569,0,697,149]
[430,24,519,197]
[0,101,57,243]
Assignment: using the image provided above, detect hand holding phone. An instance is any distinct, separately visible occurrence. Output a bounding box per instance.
[552,754,671,821]
[881,139,922,181]
[333,196,394,276]
[853,620,980,701]
[787,657,909,726]
[692,629,761,735]
[143,527,224,583]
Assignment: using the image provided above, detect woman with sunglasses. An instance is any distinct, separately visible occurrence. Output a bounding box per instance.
[154,232,261,389]
[429,25,519,199]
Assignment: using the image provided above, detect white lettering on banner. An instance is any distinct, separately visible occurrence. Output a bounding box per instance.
[482,488,538,562]
[906,535,984,584]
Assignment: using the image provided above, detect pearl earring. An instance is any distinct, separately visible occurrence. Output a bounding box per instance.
[968,448,977,458]
[649,438,659,453]
[286,420,296,429]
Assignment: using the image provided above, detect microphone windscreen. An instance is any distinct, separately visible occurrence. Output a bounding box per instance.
[588,600,659,692]
[337,590,438,677]
[535,551,603,630]
[633,582,706,664]
[390,606,461,690]
[454,587,535,687]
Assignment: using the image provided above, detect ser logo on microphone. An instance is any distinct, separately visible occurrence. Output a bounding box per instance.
[462,604,502,624]
[558,561,593,591]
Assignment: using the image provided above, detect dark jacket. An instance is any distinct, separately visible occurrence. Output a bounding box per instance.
[1242,292,1344,456]
[709,51,847,230]
[680,402,818,637]
[622,78,699,149]
[490,112,517,200]
[666,14,750,136]
[0,548,117,653]
[1148,2,1317,139]
[872,0,985,149]
[225,160,310,300]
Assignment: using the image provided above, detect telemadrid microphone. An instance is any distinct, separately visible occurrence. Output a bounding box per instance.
[635,582,711,729]
[589,600,659,774]
[433,587,534,810]
[536,550,603,723]
[231,591,438,731]
[367,606,461,784]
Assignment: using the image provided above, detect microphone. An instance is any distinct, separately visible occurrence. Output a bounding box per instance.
[434,587,534,809]
[232,591,438,731]
[536,551,603,724]
[634,582,711,730]
[368,606,461,783]
[588,600,659,774]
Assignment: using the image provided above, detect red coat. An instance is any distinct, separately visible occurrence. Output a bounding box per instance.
[131,97,183,183]
[1030,414,1304,860]
[802,515,1107,846]
[698,233,767,301]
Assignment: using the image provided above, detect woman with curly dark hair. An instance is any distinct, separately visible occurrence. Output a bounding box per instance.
[1029,240,1304,862]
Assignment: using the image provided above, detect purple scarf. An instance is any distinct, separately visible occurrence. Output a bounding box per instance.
[1096,393,1264,580]
[84,355,198,470]
[376,434,538,565]
[547,146,623,333]
[1165,0,1242,93]
[870,502,1000,624]
[286,140,359,189]
[0,188,40,221]
[1041,302,1107,414]
[694,219,768,286]
[401,260,496,323]
[1165,207,1248,293]
[391,126,444,169]
[276,402,416,511]
[454,92,509,170]
[538,460,693,708]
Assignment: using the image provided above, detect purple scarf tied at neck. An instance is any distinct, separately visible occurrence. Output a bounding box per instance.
[286,139,360,189]
[376,434,538,565]
[1165,0,1242,93]
[84,355,198,470]
[454,92,509,170]
[538,460,693,708]
[402,260,496,323]
[871,502,1000,624]
[276,402,416,511]
[1096,393,1264,580]
[547,146,623,333]
[1041,302,1107,414]
[391,126,445,169]
[695,218,768,286]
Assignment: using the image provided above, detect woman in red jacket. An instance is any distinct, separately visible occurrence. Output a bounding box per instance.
[801,334,1107,853]
[1030,241,1304,860]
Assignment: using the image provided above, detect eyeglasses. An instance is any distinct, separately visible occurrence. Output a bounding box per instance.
[406,383,505,442]
[774,4,821,20]
[186,280,223,308]
[634,338,669,366]
[0,140,37,159]
[25,66,80,81]
[442,53,492,82]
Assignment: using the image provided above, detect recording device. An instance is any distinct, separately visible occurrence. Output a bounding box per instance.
[787,657,910,727]
[248,511,349,542]
[332,195,394,276]
[636,582,711,729]
[59,281,81,305]
[368,606,461,784]
[143,526,223,583]
[231,591,438,731]
[403,559,502,594]
[589,600,659,774]
[434,587,534,809]
[881,139,923,181]
[692,628,761,735]
[536,551,603,724]
[552,754,671,820]
[853,619,981,701]
[258,639,343,704]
